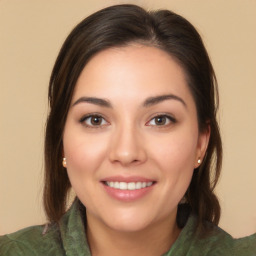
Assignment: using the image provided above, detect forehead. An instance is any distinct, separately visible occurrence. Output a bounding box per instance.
[72,45,194,107]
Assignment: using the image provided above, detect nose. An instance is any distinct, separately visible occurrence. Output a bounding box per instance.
[108,124,147,166]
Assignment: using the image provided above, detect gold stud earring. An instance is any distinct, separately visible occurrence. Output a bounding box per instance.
[62,157,67,168]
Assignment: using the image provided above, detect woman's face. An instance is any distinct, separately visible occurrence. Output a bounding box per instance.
[63,45,209,232]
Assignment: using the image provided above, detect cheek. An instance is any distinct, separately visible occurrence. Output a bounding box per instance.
[148,127,198,193]
[152,130,198,170]
[63,130,108,179]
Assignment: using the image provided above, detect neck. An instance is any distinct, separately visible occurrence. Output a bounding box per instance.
[86,211,181,256]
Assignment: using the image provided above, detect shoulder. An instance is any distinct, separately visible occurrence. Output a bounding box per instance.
[192,219,256,255]
[190,218,236,255]
[191,224,236,255]
[168,215,256,256]
[0,223,64,256]
[233,233,256,256]
[0,199,90,256]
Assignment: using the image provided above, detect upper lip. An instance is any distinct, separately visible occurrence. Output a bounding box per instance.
[101,176,156,183]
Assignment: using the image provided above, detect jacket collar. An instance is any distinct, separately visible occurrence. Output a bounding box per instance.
[59,199,91,256]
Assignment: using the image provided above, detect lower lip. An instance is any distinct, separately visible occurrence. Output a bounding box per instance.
[102,183,155,202]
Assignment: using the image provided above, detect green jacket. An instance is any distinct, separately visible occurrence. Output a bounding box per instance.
[0,200,255,255]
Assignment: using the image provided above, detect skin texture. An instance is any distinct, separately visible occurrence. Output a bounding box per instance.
[63,45,210,255]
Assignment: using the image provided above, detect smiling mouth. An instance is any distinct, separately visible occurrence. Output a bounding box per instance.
[103,181,155,191]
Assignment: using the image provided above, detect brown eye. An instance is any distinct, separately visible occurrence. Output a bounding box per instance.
[80,115,108,127]
[90,116,103,125]
[147,115,176,126]
[155,116,167,125]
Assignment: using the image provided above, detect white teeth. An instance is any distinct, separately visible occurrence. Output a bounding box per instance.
[105,181,153,190]
[127,182,135,190]
[135,182,142,189]
[119,182,127,190]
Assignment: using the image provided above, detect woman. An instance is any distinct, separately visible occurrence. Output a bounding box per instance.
[0,4,255,256]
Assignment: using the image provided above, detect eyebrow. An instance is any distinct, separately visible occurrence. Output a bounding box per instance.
[143,94,187,108]
[72,97,112,108]
[72,94,186,108]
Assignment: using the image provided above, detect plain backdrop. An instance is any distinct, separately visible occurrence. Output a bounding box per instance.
[0,0,255,238]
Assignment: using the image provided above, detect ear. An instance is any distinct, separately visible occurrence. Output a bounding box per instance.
[195,124,211,168]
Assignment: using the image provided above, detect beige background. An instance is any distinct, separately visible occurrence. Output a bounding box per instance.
[0,0,255,238]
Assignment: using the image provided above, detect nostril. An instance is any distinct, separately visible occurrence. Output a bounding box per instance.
[108,132,147,165]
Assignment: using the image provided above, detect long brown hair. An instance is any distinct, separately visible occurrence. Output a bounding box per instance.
[44,4,222,232]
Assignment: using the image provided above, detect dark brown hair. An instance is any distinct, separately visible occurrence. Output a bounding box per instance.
[44,4,222,232]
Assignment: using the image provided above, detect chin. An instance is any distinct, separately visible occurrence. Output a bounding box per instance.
[98,206,170,233]
[85,204,154,233]
[105,216,153,233]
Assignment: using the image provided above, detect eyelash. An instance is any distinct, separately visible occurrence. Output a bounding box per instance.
[79,114,109,128]
[79,114,176,128]
[146,114,177,127]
